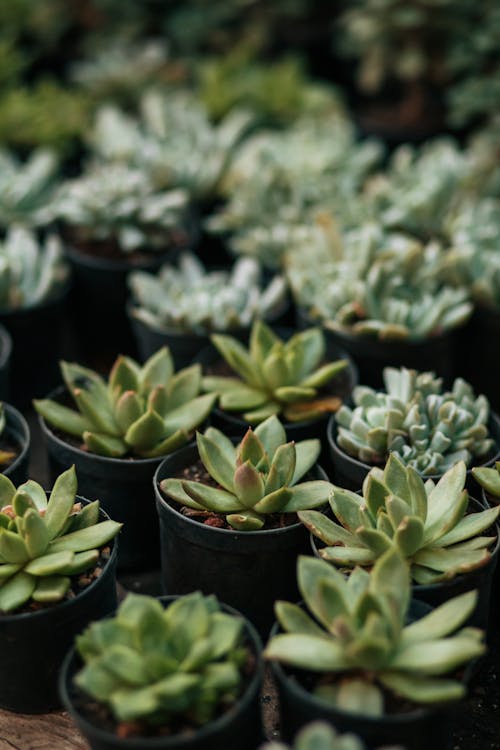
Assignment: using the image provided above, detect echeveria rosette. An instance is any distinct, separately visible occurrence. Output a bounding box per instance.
[265,549,485,715]
[0,466,121,613]
[260,722,365,750]
[472,461,500,501]
[202,321,348,424]
[74,591,247,727]
[162,415,333,531]
[300,454,500,584]
[33,348,217,458]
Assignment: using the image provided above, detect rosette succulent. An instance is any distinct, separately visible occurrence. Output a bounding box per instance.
[129,253,287,334]
[266,549,485,713]
[161,415,333,531]
[202,321,348,424]
[300,454,500,583]
[74,591,249,727]
[33,348,216,458]
[0,466,121,612]
[0,147,58,229]
[261,722,365,750]
[335,367,493,475]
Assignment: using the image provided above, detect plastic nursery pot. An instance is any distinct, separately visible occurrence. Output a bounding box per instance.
[0,281,70,407]
[0,499,118,714]
[39,386,166,572]
[59,597,264,750]
[154,443,330,637]
[0,323,12,401]
[269,601,459,750]
[455,304,500,412]
[327,411,500,493]
[2,402,30,485]
[296,307,456,390]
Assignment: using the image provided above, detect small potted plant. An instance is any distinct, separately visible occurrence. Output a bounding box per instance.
[300,454,500,627]
[128,252,287,367]
[328,366,500,489]
[260,720,370,749]
[266,549,485,749]
[34,347,216,570]
[155,415,333,634]
[0,401,30,485]
[60,591,264,750]
[0,466,121,712]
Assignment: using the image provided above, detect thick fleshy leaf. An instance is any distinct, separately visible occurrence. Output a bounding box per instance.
[265,634,347,671]
[160,478,204,511]
[254,416,286,458]
[219,385,268,411]
[283,481,333,512]
[32,575,71,603]
[265,442,296,493]
[61,361,108,400]
[253,487,291,514]
[363,474,389,519]
[0,571,36,611]
[292,439,321,484]
[125,410,166,451]
[233,461,265,508]
[0,474,15,508]
[326,679,383,717]
[140,347,173,391]
[163,393,216,435]
[386,494,412,532]
[197,431,235,492]
[394,516,425,557]
[284,397,342,422]
[56,549,100,575]
[320,546,375,566]
[288,328,324,379]
[226,511,264,530]
[0,528,29,563]
[274,386,316,403]
[331,489,364,533]
[16,480,47,511]
[300,360,348,389]
[371,547,410,627]
[45,466,78,539]
[33,399,91,438]
[407,465,428,521]
[23,508,49,558]
[109,356,140,394]
[137,429,190,458]
[237,429,266,467]
[72,387,120,436]
[181,481,240,513]
[383,453,410,503]
[249,321,280,366]
[114,391,143,433]
[275,601,327,637]
[211,334,261,387]
[0,563,21,583]
[203,427,237,465]
[48,520,122,553]
[298,510,362,547]
[424,462,467,543]
[402,590,478,645]
[201,376,245,393]
[413,547,490,574]
[243,401,281,424]
[379,672,465,704]
[83,432,128,457]
[392,635,485,675]
[435,506,500,547]
[297,555,349,616]
[25,550,74,576]
[356,528,392,557]
[472,466,500,498]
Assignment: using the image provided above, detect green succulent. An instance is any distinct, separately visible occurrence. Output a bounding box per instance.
[336,367,493,475]
[265,549,485,714]
[161,415,333,531]
[0,147,59,229]
[260,722,365,750]
[74,591,249,727]
[33,348,216,459]
[300,454,500,584]
[0,404,16,467]
[472,462,500,501]
[202,321,348,424]
[0,466,121,613]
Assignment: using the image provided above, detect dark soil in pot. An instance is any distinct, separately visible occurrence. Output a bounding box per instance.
[154,443,330,637]
[1,402,30,485]
[327,411,500,493]
[455,304,500,412]
[0,322,11,401]
[0,499,118,714]
[59,596,264,750]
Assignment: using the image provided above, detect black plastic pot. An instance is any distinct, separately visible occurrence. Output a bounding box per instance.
[327,411,500,492]
[269,601,459,750]
[39,387,167,571]
[2,402,30,485]
[0,500,118,714]
[0,282,70,406]
[59,596,264,750]
[296,307,457,390]
[154,444,329,636]
[0,323,12,401]
[456,305,500,412]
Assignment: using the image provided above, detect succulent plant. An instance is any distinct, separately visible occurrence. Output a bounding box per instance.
[266,548,485,713]
[260,721,365,750]
[472,462,500,501]
[0,466,121,613]
[0,147,59,229]
[129,253,287,335]
[52,163,189,254]
[202,321,348,424]
[300,454,500,584]
[33,348,216,459]
[335,367,493,475]
[161,415,333,531]
[0,226,69,310]
[0,404,16,467]
[74,591,248,727]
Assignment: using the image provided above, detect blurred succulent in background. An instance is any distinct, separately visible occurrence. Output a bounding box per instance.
[74,591,248,726]
[0,404,16,467]
[34,348,216,458]
[202,321,348,424]
[0,466,121,612]
[300,455,499,582]
[162,415,332,530]
[335,367,493,474]
[0,148,59,229]
[473,462,500,501]
[129,253,287,334]
[266,549,485,712]
[52,164,189,254]
[0,227,69,309]
[260,721,365,750]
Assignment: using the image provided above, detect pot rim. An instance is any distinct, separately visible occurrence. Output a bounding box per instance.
[3,402,30,478]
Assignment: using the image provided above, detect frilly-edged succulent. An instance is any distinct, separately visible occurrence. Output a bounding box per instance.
[74,591,248,726]
[473,462,500,501]
[129,253,287,334]
[335,367,493,475]
[300,454,500,583]
[52,163,189,253]
[202,321,348,424]
[0,147,59,229]
[89,91,254,201]
[260,722,365,750]
[266,549,485,713]
[0,466,121,612]
[0,227,69,309]
[34,348,216,458]
[161,415,333,530]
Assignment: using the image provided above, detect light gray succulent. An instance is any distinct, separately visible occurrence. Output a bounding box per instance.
[0,227,69,309]
[0,148,59,229]
[129,253,287,334]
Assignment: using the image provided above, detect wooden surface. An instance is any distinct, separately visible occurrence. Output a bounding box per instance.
[0,711,89,750]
